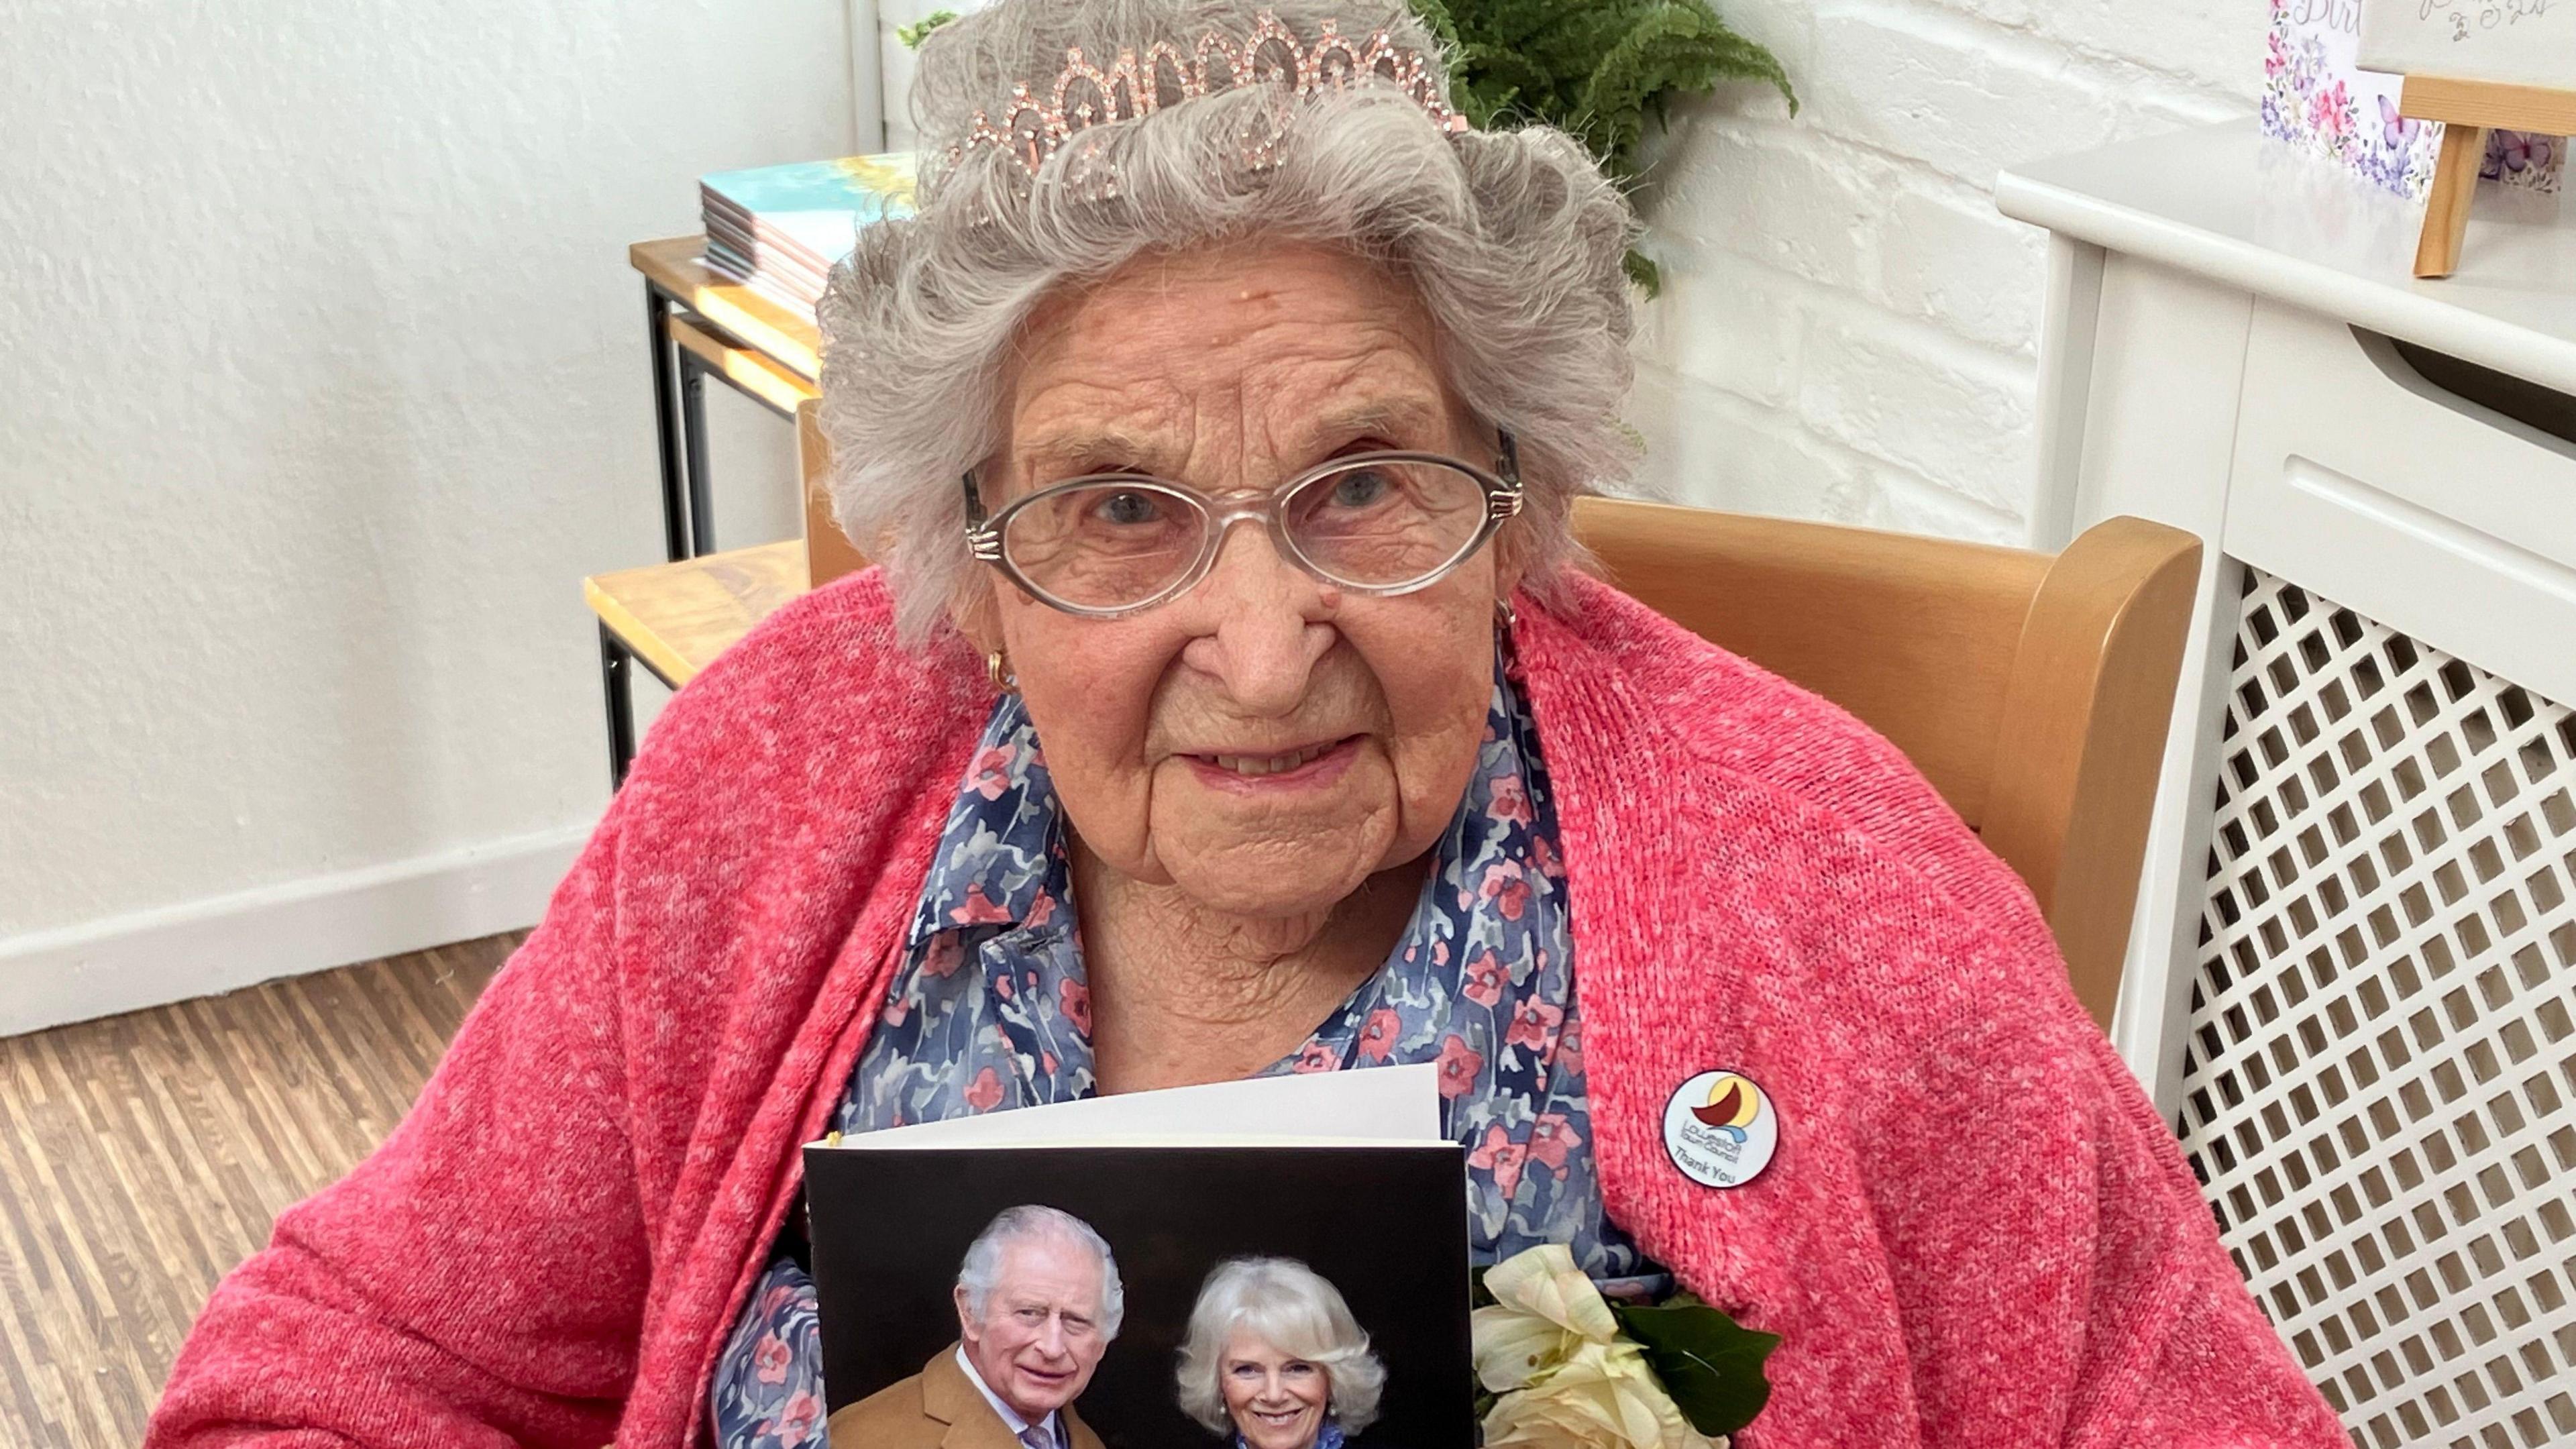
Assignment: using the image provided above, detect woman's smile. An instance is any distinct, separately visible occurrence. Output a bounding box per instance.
[1181,735,1363,789]
[1212,1327,1336,1449]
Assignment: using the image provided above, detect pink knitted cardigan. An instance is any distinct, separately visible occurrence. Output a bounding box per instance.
[146,570,2346,1449]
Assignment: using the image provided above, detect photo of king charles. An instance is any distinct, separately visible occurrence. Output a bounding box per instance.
[826,1205,1118,1449]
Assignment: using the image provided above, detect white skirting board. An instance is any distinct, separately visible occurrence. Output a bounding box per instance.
[0,825,591,1038]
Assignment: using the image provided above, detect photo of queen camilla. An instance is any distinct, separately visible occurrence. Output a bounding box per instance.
[1176,1258,1391,1449]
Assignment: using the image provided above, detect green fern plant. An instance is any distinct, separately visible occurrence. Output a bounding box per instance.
[1405,0,1794,290]
[897,9,958,48]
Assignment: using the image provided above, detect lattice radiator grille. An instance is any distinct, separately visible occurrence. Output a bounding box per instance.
[2182,568,2576,1449]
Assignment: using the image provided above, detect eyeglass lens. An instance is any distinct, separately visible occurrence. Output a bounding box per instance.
[998,458,1491,610]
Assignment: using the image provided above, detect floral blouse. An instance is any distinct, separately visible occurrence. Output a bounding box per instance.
[710,648,1658,1448]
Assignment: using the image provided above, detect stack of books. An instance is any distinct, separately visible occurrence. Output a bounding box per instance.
[698,153,918,313]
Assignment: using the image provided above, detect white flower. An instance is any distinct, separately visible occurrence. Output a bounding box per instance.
[1481,1340,1721,1449]
[1473,1243,1616,1391]
[1471,1246,1722,1449]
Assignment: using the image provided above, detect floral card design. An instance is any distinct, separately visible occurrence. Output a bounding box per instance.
[2263,0,2561,198]
[2482,127,2562,194]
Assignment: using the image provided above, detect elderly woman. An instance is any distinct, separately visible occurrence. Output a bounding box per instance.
[1177,1258,1384,1449]
[146,0,2351,1446]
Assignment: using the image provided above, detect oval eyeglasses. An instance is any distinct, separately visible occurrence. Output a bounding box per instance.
[962,434,1522,618]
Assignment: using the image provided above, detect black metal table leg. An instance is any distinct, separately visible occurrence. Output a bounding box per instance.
[678,349,716,557]
[645,284,690,562]
[601,622,639,789]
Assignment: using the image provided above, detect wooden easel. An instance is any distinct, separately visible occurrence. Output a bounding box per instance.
[2402,75,2576,278]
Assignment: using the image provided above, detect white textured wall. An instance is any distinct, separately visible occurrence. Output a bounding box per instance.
[1627,0,2261,541]
[0,1,851,1010]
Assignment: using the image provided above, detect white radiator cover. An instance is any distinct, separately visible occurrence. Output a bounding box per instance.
[2184,568,2576,1449]
[2002,123,2576,1449]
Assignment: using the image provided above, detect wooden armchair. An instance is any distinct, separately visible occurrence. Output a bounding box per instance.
[1572,498,2201,1026]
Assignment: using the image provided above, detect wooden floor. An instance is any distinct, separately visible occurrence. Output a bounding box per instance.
[0,934,516,1448]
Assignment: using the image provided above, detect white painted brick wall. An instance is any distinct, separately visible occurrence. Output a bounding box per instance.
[1627,0,2259,543]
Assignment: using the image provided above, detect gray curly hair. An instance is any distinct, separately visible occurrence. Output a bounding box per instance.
[817,0,1640,645]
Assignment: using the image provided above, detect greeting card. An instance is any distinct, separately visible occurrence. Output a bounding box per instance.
[2263,0,2561,197]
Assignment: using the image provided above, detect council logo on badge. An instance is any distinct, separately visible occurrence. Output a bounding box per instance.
[1662,1069,1779,1189]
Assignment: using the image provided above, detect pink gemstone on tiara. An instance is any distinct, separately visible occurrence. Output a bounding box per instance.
[947,9,1469,180]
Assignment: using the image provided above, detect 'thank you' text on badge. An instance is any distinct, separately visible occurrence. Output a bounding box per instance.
[1662,1070,1780,1189]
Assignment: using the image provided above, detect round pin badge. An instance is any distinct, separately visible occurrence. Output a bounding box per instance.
[1662,1069,1779,1189]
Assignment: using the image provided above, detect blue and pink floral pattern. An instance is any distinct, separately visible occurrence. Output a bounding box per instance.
[712,648,1653,1448]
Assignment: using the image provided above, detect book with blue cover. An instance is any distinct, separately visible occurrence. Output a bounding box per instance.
[699,153,918,308]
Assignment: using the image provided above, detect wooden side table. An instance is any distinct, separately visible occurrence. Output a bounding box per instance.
[591,239,834,786]
[586,541,810,784]
[588,392,861,786]
[629,236,820,560]
[587,238,819,784]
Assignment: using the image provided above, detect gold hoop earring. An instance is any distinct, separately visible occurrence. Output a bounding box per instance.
[985,647,1018,694]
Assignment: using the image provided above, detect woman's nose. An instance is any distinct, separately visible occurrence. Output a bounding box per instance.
[1177,521,1334,716]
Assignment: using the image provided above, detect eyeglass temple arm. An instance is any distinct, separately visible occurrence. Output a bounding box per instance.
[960,471,1007,561]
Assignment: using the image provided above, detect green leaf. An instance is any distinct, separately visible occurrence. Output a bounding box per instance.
[1609,1300,1780,1436]
[1409,0,1794,189]
[896,9,957,48]
[1623,246,1660,296]
[1469,1264,1498,1309]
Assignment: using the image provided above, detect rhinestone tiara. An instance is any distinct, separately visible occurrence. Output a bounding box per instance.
[948,9,1468,180]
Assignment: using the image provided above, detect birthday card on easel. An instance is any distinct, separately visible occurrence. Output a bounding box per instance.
[2264,0,2563,196]
[2360,0,2576,91]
